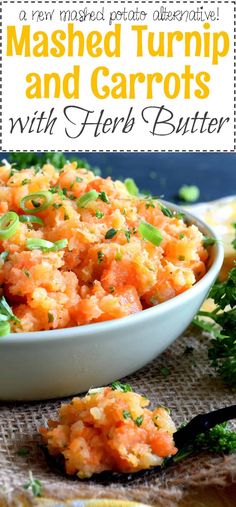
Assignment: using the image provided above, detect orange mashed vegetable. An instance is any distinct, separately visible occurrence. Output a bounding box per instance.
[0,162,208,332]
[40,384,177,477]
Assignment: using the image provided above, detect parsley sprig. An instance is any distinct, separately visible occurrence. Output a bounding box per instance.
[23,471,42,497]
[193,265,236,389]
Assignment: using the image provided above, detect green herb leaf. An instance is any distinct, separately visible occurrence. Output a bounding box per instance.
[0,251,9,262]
[97,251,105,264]
[99,191,110,204]
[203,236,216,247]
[95,210,104,219]
[23,472,42,497]
[111,381,132,392]
[123,410,132,420]
[105,228,118,240]
[160,205,173,218]
[135,415,143,427]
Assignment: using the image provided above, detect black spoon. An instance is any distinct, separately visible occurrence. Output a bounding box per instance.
[42,404,236,484]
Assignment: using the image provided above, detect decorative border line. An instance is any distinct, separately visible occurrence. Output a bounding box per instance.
[0,0,235,153]
[0,1,2,151]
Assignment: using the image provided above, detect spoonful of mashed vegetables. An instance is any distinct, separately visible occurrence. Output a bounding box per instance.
[40,382,177,478]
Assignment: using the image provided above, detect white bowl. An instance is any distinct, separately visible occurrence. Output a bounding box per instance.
[0,204,224,401]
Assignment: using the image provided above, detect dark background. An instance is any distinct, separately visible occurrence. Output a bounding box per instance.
[2,153,236,203]
[78,153,236,203]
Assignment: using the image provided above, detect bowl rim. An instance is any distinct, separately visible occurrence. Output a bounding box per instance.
[1,201,224,344]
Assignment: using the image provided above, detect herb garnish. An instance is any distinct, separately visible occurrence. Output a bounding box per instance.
[97,251,105,264]
[111,381,132,392]
[23,471,42,497]
[99,191,110,204]
[105,228,118,240]
[95,210,104,219]
[193,259,236,389]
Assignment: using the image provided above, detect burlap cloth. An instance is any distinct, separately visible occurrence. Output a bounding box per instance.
[0,328,235,507]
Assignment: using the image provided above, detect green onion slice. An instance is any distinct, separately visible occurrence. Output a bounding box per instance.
[0,321,11,337]
[0,212,19,240]
[53,239,68,251]
[26,238,68,252]
[124,178,139,196]
[0,314,10,322]
[19,215,44,226]
[0,251,9,262]
[139,221,163,246]
[77,190,99,208]
[0,296,20,323]
[20,191,53,214]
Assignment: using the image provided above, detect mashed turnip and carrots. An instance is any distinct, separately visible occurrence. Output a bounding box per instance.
[40,383,177,477]
[0,162,208,334]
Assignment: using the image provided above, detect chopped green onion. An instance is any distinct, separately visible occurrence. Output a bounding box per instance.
[0,321,11,337]
[105,228,118,240]
[0,314,10,321]
[178,185,200,203]
[26,238,54,251]
[77,190,99,208]
[0,212,19,240]
[19,215,44,226]
[0,251,9,262]
[99,191,110,203]
[53,239,68,251]
[0,296,20,322]
[139,221,163,246]
[26,238,68,252]
[124,178,139,196]
[20,191,53,213]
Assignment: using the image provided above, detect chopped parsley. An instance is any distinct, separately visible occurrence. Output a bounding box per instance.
[21,178,31,185]
[203,236,216,247]
[95,210,104,219]
[97,251,105,264]
[123,410,132,420]
[48,312,54,323]
[111,381,132,392]
[99,191,109,204]
[135,415,143,427]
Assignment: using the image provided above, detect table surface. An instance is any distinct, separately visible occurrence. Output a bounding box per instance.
[75,153,235,203]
